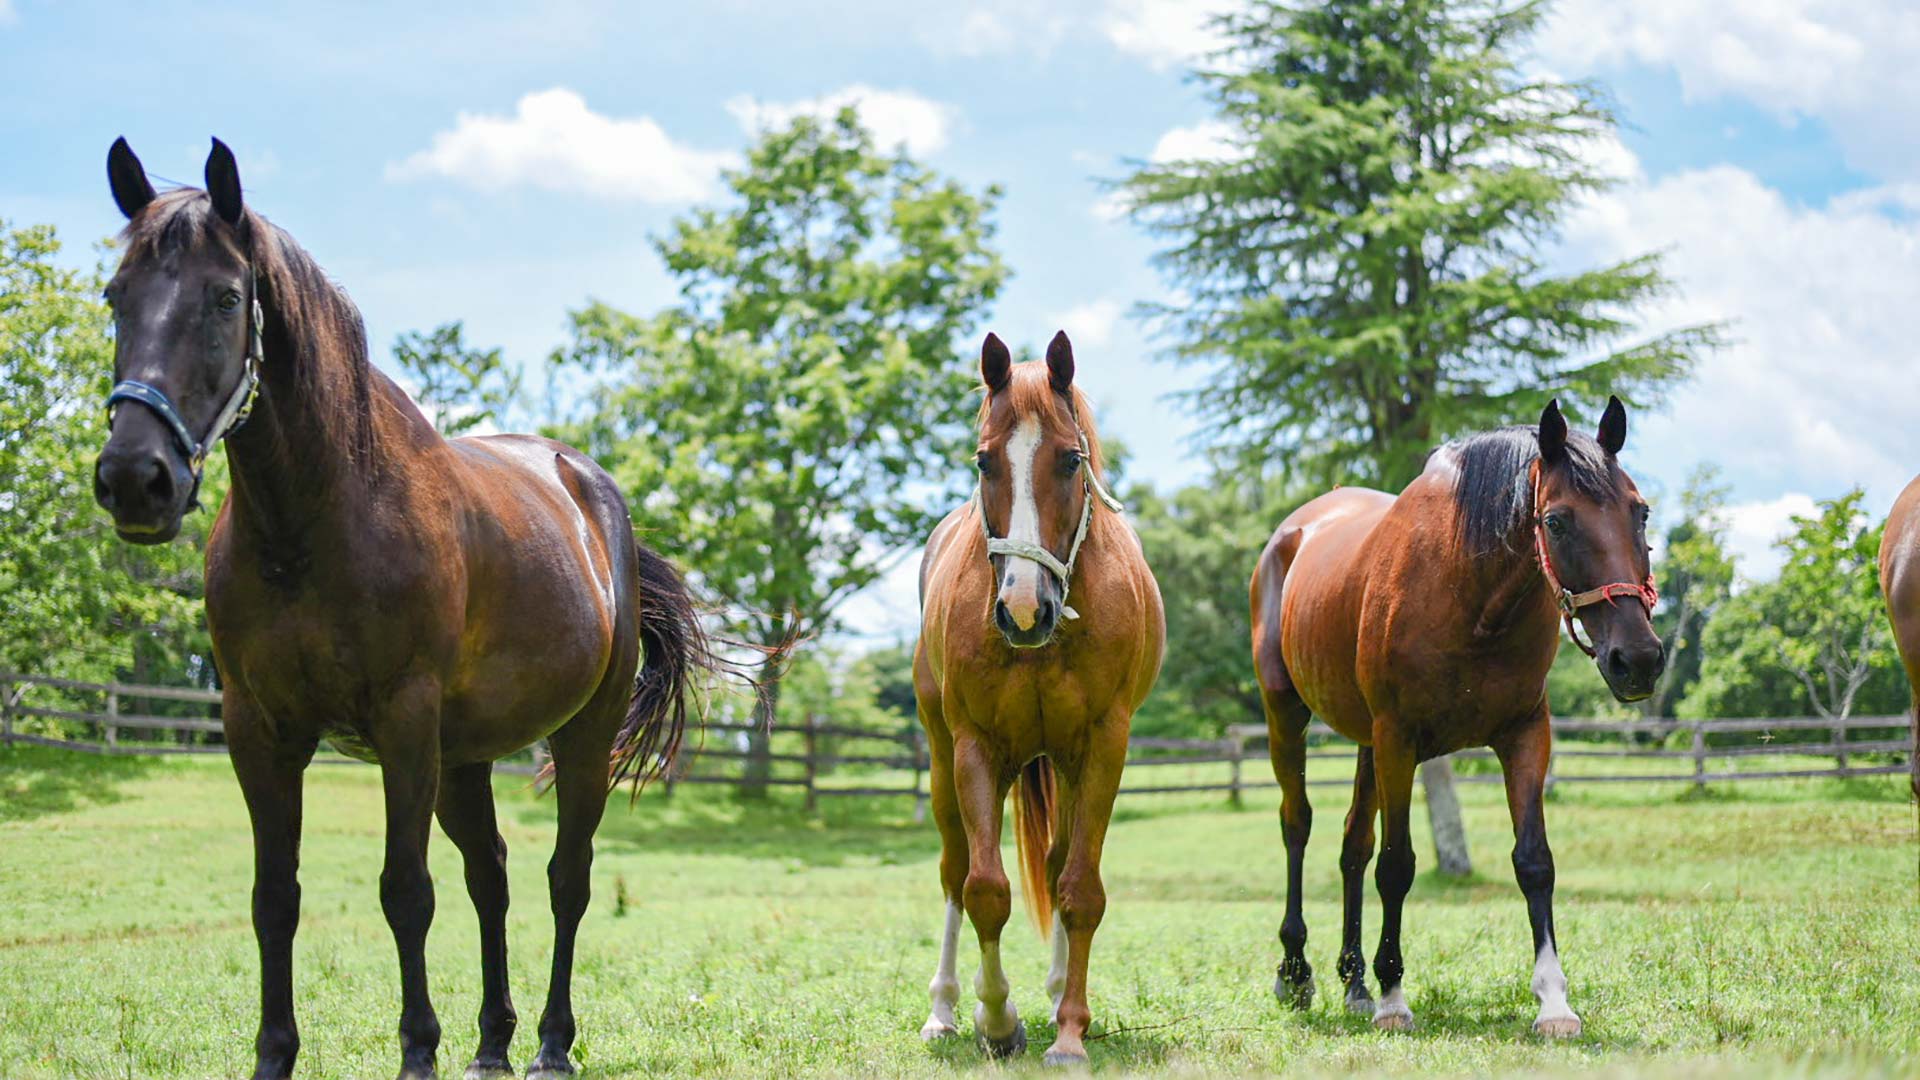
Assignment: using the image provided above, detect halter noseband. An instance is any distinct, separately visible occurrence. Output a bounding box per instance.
[105,270,264,486]
[1531,467,1658,657]
[975,425,1125,624]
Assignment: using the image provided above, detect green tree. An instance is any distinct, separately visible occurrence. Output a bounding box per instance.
[391,321,523,437]
[1116,0,1722,487]
[1127,468,1298,738]
[1642,467,1736,717]
[1683,490,1905,721]
[0,222,214,696]
[550,111,1006,795]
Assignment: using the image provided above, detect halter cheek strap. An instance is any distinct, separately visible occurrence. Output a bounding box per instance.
[106,271,264,484]
[1532,470,1658,658]
[976,428,1125,622]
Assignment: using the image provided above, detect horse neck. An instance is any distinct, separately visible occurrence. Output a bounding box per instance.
[221,312,416,540]
[1466,526,1559,642]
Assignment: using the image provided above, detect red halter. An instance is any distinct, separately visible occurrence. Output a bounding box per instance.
[1531,470,1658,658]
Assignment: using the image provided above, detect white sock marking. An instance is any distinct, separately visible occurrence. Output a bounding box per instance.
[1045,912,1068,1023]
[920,901,963,1039]
[1532,939,1578,1026]
[973,939,1020,1040]
[1375,985,1412,1026]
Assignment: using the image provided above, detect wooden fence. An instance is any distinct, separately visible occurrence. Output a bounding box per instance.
[3,672,1913,809]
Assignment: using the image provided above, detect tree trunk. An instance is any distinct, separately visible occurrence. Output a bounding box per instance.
[1420,756,1473,877]
[739,660,784,801]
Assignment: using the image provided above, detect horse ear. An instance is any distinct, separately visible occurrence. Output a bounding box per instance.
[1046,330,1074,394]
[107,137,155,220]
[1596,394,1627,455]
[981,333,1011,393]
[1537,398,1569,465]
[205,138,244,227]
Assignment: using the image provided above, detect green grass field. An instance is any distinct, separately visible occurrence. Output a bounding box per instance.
[1,745,1916,1079]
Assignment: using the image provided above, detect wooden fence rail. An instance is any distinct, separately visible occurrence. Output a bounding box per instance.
[3,672,1913,807]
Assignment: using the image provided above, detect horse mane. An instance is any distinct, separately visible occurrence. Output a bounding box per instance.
[976,362,1109,481]
[1446,425,1619,557]
[119,189,378,469]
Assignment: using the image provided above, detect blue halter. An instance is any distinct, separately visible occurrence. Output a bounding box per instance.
[106,271,263,480]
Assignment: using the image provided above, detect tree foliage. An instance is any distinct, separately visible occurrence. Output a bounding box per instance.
[549,110,1006,651]
[391,322,522,437]
[1117,0,1722,488]
[0,222,216,692]
[1683,490,1904,721]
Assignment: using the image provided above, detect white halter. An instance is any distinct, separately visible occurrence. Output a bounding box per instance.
[974,428,1125,621]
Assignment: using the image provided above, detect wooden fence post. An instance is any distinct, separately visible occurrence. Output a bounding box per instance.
[803,714,819,812]
[1227,732,1244,808]
[1691,721,1706,793]
[1,676,14,746]
[105,690,120,749]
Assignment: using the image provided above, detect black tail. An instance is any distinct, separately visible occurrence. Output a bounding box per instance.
[609,540,716,792]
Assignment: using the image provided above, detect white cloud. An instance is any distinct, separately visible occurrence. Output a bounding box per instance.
[387,88,736,202]
[1541,0,1920,178]
[1720,492,1819,581]
[725,84,960,157]
[1149,119,1240,163]
[1047,298,1127,350]
[1564,140,1920,515]
[1100,0,1235,69]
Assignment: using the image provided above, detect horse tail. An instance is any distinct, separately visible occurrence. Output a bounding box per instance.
[1012,754,1057,937]
[608,539,715,792]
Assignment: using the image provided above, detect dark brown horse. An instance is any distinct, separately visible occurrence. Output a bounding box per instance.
[913,332,1164,1066]
[94,138,715,1080]
[1876,479,1920,803]
[1250,399,1663,1037]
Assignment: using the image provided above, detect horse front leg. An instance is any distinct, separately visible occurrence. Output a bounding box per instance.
[371,678,446,1080]
[1042,718,1126,1067]
[226,696,316,1080]
[1369,723,1419,1032]
[1493,710,1581,1038]
[952,735,1023,1059]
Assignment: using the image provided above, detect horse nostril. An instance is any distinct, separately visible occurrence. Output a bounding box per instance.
[1607,647,1630,682]
[1037,596,1058,629]
[141,454,175,505]
[994,602,1015,635]
[93,459,117,510]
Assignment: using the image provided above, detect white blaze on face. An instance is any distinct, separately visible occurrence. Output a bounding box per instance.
[973,939,1020,1041]
[1532,938,1577,1026]
[920,901,963,1040]
[1045,913,1068,1023]
[996,416,1048,630]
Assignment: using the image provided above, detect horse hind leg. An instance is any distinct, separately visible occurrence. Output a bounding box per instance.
[435,762,517,1080]
[1262,683,1316,1010]
[1338,746,1378,1016]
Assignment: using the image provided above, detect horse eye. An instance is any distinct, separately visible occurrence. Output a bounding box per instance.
[1062,451,1084,474]
[974,452,991,475]
[1544,515,1569,537]
[219,290,243,312]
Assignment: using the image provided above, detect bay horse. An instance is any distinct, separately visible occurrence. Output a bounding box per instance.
[1250,398,1663,1037]
[913,332,1164,1065]
[1875,479,1920,803]
[93,138,716,1080]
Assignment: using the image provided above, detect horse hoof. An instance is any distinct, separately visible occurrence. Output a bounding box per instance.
[978,1019,1027,1059]
[1344,989,1375,1016]
[1273,972,1316,1011]
[396,1068,437,1080]
[1042,1048,1090,1068]
[464,1062,515,1080]
[1534,1014,1583,1039]
[920,1017,960,1042]
[524,1060,575,1080]
[1372,1007,1414,1032]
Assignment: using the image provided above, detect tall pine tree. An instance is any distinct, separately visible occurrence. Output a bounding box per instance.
[1119,0,1719,488]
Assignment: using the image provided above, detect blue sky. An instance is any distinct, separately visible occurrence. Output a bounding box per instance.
[5,0,1917,641]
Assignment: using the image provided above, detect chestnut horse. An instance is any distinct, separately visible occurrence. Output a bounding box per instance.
[913,332,1164,1065]
[1875,479,1920,803]
[94,139,716,1080]
[1250,399,1663,1037]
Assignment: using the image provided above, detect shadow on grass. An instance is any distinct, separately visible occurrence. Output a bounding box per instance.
[0,744,160,824]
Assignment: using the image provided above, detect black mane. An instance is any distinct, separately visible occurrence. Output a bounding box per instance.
[1446,425,1619,556]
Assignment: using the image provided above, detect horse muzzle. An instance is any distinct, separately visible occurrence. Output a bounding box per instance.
[994,596,1060,649]
[94,440,191,544]
[1597,636,1666,703]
